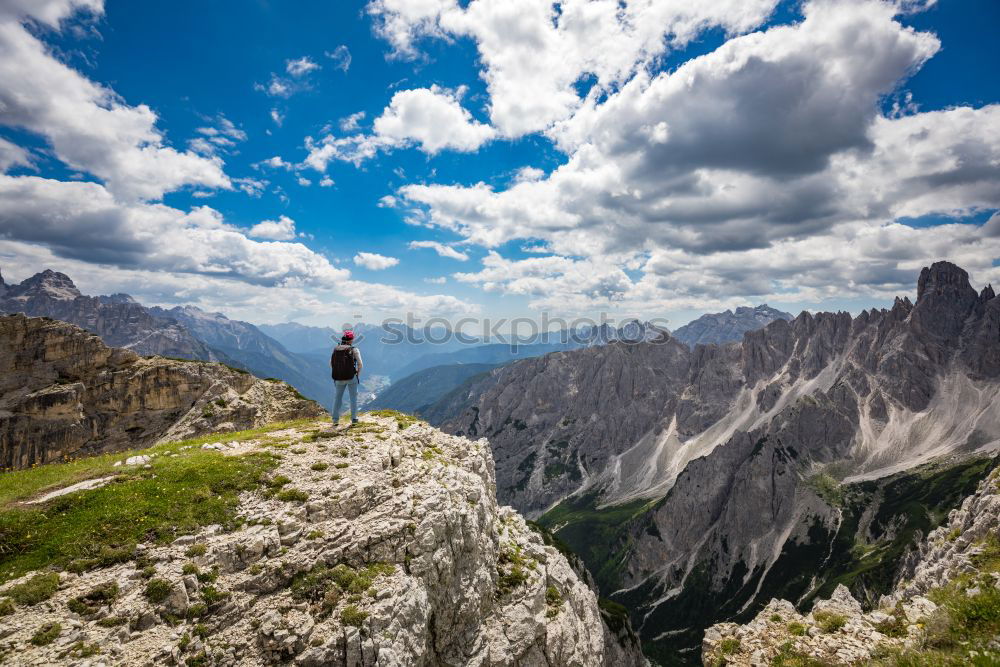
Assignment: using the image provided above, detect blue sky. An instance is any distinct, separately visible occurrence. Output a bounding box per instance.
[0,0,998,330]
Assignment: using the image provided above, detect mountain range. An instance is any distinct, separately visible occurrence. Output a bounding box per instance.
[424,261,999,660]
[0,269,213,360]
[0,268,334,410]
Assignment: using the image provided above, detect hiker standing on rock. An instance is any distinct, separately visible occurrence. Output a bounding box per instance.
[331,330,363,426]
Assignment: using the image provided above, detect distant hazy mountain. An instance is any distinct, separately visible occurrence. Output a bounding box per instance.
[260,321,472,380]
[669,304,793,347]
[367,362,504,415]
[257,321,337,353]
[391,341,582,381]
[0,269,214,360]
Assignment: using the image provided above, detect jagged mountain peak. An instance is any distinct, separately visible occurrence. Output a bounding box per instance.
[916,260,977,302]
[7,269,82,301]
[982,283,996,301]
[911,260,981,340]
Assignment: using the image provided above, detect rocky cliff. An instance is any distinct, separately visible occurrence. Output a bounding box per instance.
[702,466,1000,665]
[0,414,646,666]
[670,304,793,348]
[432,261,1000,658]
[0,314,324,470]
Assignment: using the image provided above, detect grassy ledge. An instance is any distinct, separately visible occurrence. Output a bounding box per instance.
[0,420,325,585]
[0,418,319,507]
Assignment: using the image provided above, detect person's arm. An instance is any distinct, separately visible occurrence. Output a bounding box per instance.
[354,347,363,376]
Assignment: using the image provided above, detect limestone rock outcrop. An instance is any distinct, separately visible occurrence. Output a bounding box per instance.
[0,415,646,666]
[0,313,324,469]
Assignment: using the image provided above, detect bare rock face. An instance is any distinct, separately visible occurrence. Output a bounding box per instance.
[0,416,646,666]
[0,314,324,469]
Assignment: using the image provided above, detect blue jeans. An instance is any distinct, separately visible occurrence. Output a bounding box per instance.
[333,376,359,423]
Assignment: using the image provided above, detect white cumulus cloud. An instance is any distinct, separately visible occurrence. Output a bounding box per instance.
[353,252,400,270]
[303,85,494,169]
[286,56,320,77]
[249,215,298,241]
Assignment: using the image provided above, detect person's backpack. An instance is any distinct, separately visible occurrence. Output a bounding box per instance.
[331,344,357,381]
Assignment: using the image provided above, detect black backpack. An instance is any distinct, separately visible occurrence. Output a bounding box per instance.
[331,344,357,381]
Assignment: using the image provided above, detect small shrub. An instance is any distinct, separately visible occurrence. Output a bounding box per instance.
[341,604,368,627]
[545,585,563,618]
[310,462,329,471]
[67,582,119,616]
[812,610,847,633]
[186,543,207,557]
[0,598,13,616]
[496,564,529,595]
[96,616,126,627]
[7,573,59,605]
[322,588,341,614]
[140,565,157,579]
[196,567,219,584]
[144,578,172,603]
[771,641,828,667]
[182,562,200,576]
[307,530,324,540]
[719,637,740,655]
[769,613,783,623]
[200,585,228,605]
[66,545,133,574]
[276,488,309,502]
[787,621,807,636]
[187,603,208,618]
[30,622,61,646]
[214,398,227,408]
[193,623,209,639]
[266,475,292,489]
[334,462,349,469]
[874,607,908,638]
[70,641,101,658]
